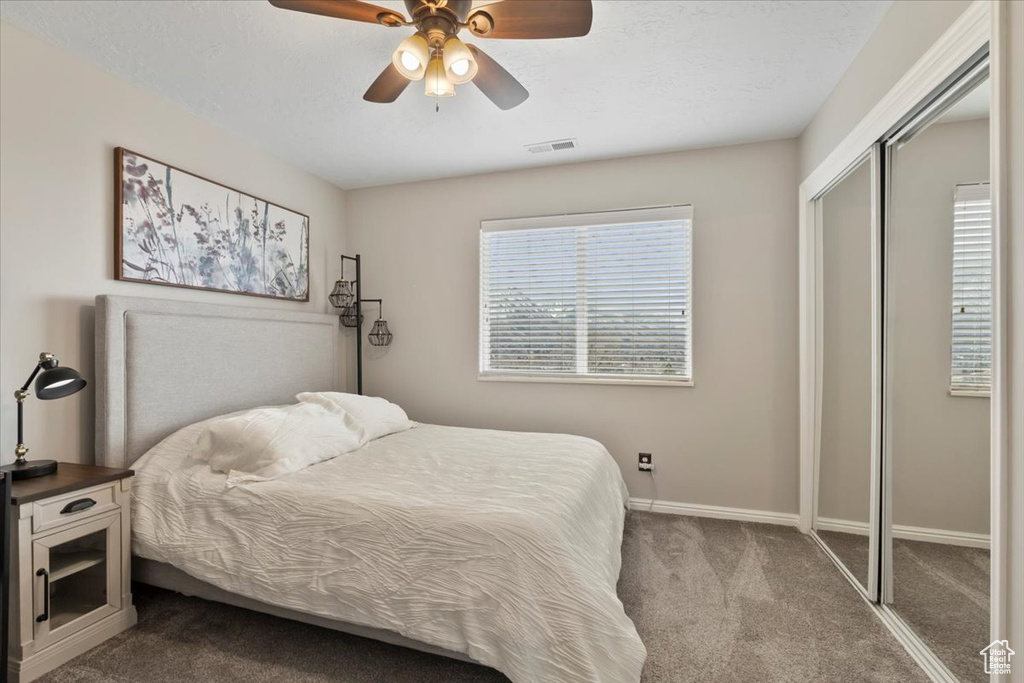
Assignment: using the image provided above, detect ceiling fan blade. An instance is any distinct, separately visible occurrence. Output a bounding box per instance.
[467,0,592,39]
[467,45,528,110]
[268,0,406,26]
[363,63,411,103]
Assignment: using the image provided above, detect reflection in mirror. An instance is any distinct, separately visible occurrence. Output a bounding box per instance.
[887,75,990,682]
[814,154,874,592]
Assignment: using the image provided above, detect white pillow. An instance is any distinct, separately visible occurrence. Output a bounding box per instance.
[193,402,368,486]
[296,392,414,441]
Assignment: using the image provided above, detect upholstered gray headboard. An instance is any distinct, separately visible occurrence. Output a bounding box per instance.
[96,295,340,469]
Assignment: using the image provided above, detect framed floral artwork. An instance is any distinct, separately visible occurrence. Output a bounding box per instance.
[115,147,309,301]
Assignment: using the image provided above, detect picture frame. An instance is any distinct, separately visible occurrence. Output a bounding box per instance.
[114,147,310,302]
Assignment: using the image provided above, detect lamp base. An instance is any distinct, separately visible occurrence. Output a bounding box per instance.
[1,459,58,480]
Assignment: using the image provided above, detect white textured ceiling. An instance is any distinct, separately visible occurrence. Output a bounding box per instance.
[0,0,891,189]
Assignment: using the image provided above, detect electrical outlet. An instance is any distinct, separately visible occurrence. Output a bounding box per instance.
[638,453,653,472]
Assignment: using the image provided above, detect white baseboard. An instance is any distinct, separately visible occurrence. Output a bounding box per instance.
[632,503,992,549]
[628,498,800,527]
[816,516,990,550]
[815,517,871,536]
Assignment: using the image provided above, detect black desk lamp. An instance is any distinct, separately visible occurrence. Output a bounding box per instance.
[1,352,87,480]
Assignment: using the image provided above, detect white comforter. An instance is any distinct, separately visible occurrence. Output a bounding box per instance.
[131,423,647,683]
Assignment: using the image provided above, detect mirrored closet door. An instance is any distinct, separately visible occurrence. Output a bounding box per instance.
[883,64,991,683]
[809,49,991,683]
[812,151,879,599]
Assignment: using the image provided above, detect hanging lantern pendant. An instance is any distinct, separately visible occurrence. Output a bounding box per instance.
[329,279,355,309]
[369,318,393,347]
[368,299,392,347]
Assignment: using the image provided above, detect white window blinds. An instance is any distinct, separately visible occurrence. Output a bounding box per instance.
[950,183,992,393]
[480,206,692,384]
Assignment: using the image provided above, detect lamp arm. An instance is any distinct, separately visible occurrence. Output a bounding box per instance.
[361,298,384,320]
[340,254,360,285]
[18,363,43,395]
[13,362,42,460]
[16,398,26,458]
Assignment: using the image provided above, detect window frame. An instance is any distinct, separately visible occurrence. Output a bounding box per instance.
[949,182,992,398]
[478,205,694,387]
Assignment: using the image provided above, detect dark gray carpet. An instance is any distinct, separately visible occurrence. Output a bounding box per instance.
[817,530,990,683]
[39,513,926,683]
[894,539,989,683]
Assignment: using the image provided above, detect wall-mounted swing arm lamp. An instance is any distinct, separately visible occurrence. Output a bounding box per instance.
[330,254,393,395]
[1,352,87,480]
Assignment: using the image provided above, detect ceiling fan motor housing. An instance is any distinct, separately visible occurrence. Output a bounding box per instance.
[419,14,458,47]
[405,0,474,24]
[407,0,487,46]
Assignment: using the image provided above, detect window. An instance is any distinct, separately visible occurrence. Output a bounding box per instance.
[950,183,992,395]
[479,206,693,385]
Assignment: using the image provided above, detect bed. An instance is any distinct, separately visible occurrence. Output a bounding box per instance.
[94,294,645,683]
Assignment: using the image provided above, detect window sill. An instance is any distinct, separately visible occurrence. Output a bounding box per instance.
[478,374,694,388]
[949,387,991,398]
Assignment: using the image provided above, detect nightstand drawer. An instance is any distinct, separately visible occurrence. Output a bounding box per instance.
[32,483,119,534]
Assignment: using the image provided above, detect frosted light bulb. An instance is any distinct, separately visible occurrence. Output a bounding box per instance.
[401,51,420,72]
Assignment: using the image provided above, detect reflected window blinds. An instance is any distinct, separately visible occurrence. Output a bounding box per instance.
[950,183,992,393]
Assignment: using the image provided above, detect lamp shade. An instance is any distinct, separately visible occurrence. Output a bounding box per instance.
[442,37,477,84]
[35,365,86,400]
[392,33,429,80]
[340,305,364,329]
[425,54,455,98]
[329,280,355,309]
[368,319,393,347]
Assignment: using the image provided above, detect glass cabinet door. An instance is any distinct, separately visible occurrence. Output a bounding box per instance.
[31,513,121,649]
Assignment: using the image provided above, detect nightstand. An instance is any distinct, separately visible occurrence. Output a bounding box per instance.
[5,464,137,682]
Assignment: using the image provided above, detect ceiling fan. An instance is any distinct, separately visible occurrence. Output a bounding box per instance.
[268,0,593,110]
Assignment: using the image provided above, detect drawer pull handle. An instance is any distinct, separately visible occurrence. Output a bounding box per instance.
[60,498,97,515]
[36,568,49,623]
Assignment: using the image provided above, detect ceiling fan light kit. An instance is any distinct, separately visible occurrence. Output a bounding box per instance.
[392,32,429,80]
[442,36,477,84]
[425,53,455,98]
[268,0,594,110]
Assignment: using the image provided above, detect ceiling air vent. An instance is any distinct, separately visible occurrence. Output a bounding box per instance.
[525,138,579,154]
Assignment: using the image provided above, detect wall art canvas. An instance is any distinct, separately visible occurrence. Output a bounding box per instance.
[115,147,309,301]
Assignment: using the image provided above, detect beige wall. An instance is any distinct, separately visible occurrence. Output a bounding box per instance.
[798,0,973,180]
[0,23,348,465]
[346,140,800,513]
[889,117,990,535]
[817,160,874,525]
